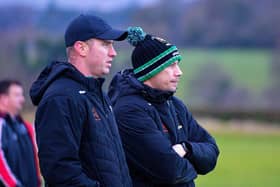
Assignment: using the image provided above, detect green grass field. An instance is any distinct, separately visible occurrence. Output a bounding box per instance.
[196,132,280,187]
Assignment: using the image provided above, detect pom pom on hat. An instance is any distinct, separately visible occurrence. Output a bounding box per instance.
[127,26,147,46]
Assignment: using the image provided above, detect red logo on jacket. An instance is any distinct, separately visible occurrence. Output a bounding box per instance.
[162,123,169,133]
[92,108,101,121]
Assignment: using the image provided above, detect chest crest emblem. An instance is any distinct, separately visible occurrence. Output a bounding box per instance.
[92,107,101,121]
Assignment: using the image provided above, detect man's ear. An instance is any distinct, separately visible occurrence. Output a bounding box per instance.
[73,41,88,57]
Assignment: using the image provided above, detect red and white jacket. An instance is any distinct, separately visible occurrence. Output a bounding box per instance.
[0,112,41,187]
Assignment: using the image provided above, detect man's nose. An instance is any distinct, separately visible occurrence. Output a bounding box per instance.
[109,45,117,57]
[175,64,183,77]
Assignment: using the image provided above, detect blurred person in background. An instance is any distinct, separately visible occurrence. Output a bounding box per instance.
[0,80,41,187]
[29,14,132,186]
[108,27,219,187]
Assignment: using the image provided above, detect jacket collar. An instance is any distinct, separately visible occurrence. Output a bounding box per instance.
[0,111,23,123]
[140,84,174,104]
[0,111,8,118]
[63,65,105,95]
[85,77,105,92]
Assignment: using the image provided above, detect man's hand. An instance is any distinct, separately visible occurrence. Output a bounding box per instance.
[172,144,186,158]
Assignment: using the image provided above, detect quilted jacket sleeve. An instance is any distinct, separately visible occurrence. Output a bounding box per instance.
[184,107,220,175]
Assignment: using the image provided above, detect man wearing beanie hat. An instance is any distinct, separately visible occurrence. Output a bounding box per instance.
[108,27,219,187]
[29,14,132,186]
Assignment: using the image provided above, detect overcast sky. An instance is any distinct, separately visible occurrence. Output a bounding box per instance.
[0,0,160,11]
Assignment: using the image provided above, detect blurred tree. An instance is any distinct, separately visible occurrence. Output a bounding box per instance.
[0,5,35,32]
[263,47,280,110]
[188,62,233,106]
[182,0,280,47]
[130,0,185,45]
[270,48,280,86]
[1,0,280,48]
[17,37,66,71]
[188,62,252,109]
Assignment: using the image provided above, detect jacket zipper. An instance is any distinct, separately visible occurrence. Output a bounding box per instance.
[167,100,179,143]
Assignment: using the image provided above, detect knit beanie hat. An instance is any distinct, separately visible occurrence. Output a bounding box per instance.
[127,27,182,82]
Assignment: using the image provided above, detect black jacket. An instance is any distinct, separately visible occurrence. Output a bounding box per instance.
[108,69,219,187]
[30,61,132,187]
[0,112,41,187]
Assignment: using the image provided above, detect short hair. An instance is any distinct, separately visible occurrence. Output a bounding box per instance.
[66,39,95,57]
[0,80,22,95]
[66,46,73,58]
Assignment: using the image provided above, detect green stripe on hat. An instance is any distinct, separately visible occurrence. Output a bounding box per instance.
[133,46,178,74]
[138,55,182,82]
